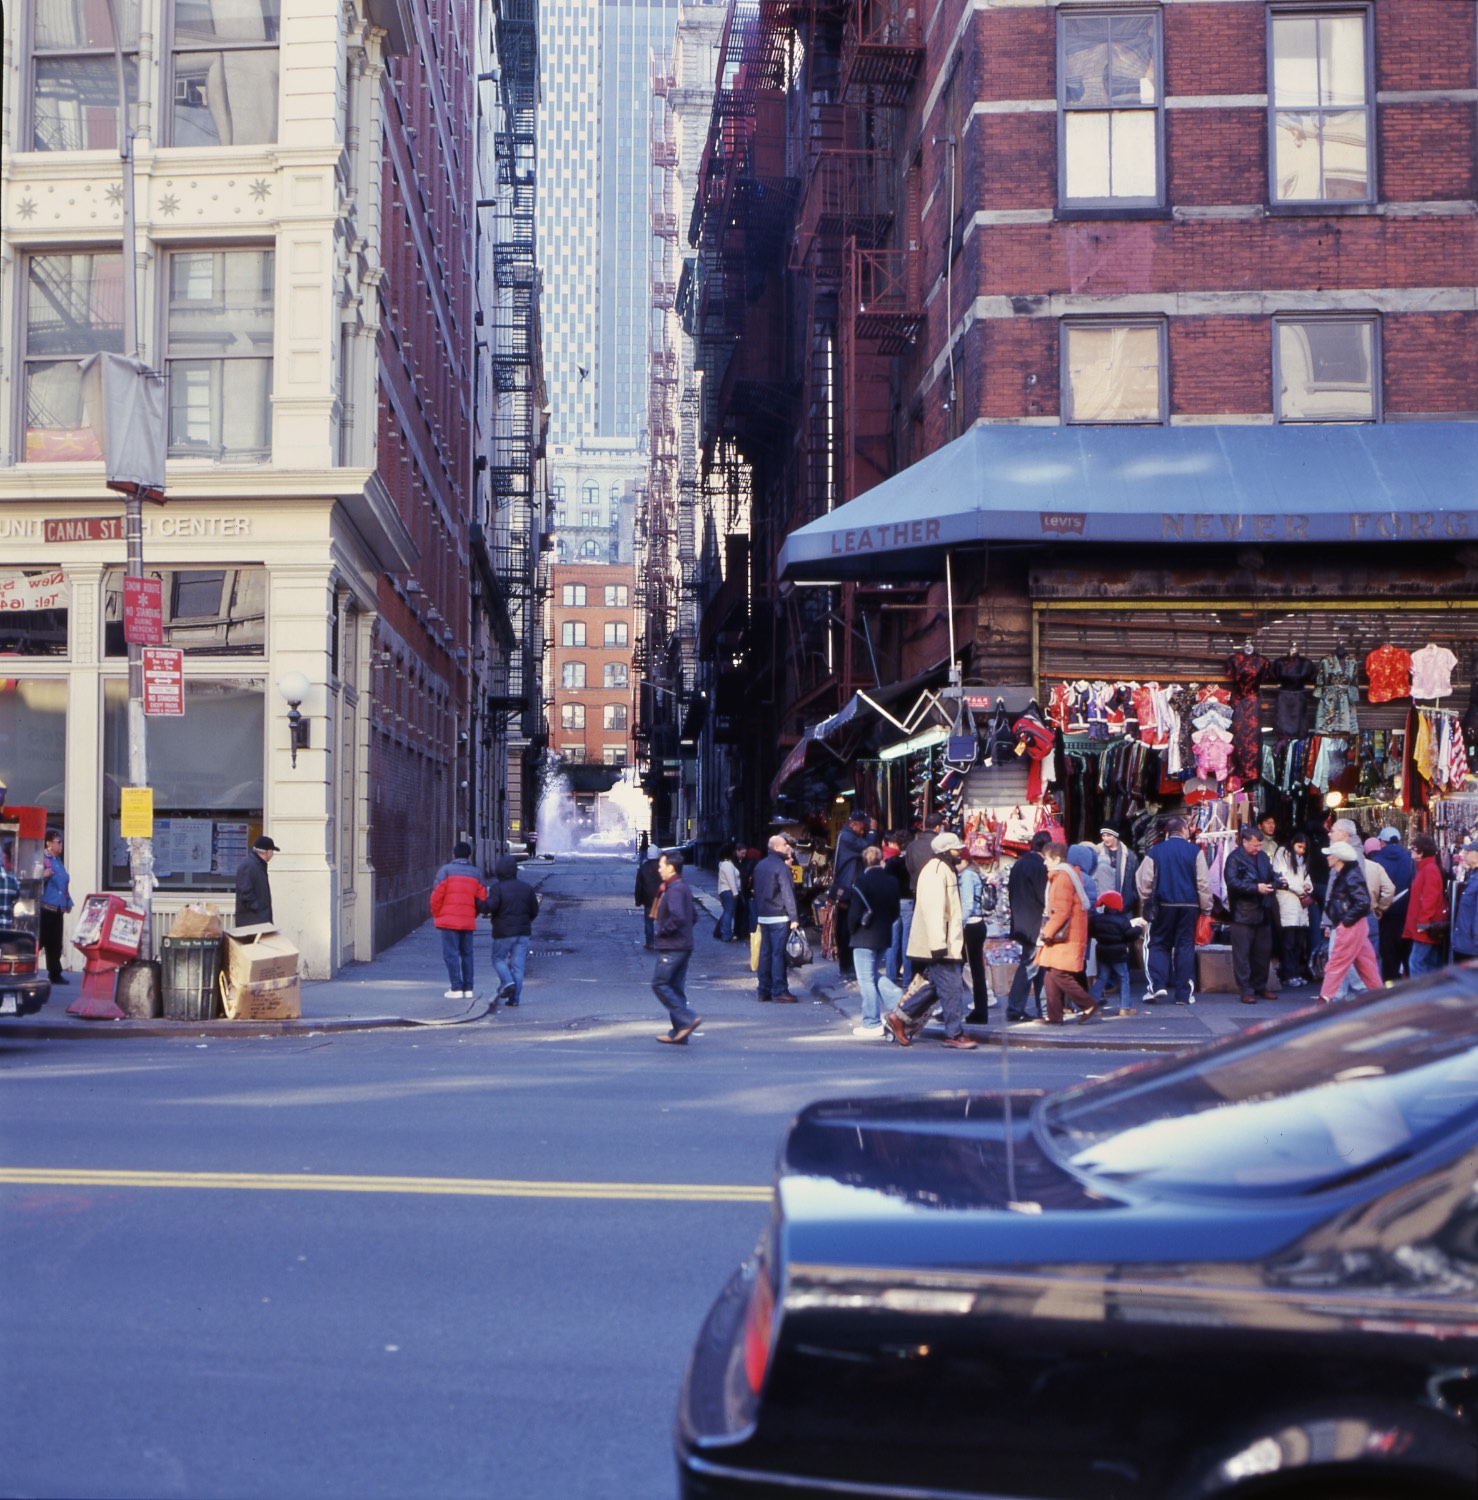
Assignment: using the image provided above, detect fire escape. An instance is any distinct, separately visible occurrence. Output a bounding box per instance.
[483,0,544,755]
[688,0,922,763]
[636,53,683,794]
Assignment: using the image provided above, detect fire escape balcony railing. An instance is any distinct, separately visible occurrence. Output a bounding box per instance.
[841,0,923,105]
[791,148,895,273]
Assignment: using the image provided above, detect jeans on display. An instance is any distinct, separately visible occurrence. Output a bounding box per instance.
[492,934,530,1003]
[757,921,789,999]
[890,901,913,985]
[852,946,900,1027]
[652,949,698,1032]
[898,959,966,1039]
[441,928,474,991]
[1091,959,1131,1010]
[718,890,736,942]
[1408,938,1445,977]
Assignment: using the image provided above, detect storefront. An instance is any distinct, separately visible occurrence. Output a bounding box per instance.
[778,422,1478,877]
[0,489,408,978]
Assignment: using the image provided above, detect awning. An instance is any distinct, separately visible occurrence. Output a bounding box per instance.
[777,422,1478,581]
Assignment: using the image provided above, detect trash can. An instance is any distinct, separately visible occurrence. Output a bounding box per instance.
[161,937,223,1020]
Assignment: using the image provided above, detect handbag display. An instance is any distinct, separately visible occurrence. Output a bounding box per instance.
[946,698,979,766]
[1001,806,1034,853]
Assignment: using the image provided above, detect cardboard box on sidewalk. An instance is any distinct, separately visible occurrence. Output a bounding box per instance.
[220,924,302,1019]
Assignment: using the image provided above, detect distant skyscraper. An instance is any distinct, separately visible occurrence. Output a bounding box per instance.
[540,0,677,446]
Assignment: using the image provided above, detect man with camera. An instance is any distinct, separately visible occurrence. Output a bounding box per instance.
[1225,824,1282,1005]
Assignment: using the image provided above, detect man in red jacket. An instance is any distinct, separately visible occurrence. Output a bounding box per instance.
[430,841,487,999]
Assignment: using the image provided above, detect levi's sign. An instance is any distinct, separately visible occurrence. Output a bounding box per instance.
[45,516,124,543]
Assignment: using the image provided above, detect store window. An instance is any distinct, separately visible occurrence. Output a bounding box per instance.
[561,703,586,731]
[1062,320,1165,423]
[170,0,281,147]
[562,621,586,647]
[604,584,628,607]
[102,567,267,656]
[604,621,629,647]
[23,252,123,462]
[1274,316,1379,422]
[1269,8,1372,204]
[561,583,587,607]
[1059,8,1162,207]
[102,678,264,891]
[0,571,69,657]
[166,248,275,460]
[603,663,628,689]
[603,703,628,731]
[0,679,69,822]
[561,661,586,689]
[30,0,140,150]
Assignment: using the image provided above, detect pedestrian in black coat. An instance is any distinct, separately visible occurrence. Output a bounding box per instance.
[1225,827,1279,1004]
[1005,832,1051,1020]
[234,835,278,926]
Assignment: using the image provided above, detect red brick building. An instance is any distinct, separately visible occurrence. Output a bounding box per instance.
[688,0,1478,827]
[548,563,637,769]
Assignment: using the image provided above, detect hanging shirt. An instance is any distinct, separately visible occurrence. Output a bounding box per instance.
[1410,643,1459,700]
[1313,655,1360,735]
[1364,644,1413,704]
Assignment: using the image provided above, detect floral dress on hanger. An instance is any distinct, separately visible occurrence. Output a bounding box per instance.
[1223,651,1271,781]
[1313,653,1360,736]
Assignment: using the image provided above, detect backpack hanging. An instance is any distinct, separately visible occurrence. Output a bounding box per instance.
[946,697,979,766]
[984,698,1015,765]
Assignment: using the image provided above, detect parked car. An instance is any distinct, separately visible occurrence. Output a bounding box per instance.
[0,927,51,1016]
[677,971,1478,1500]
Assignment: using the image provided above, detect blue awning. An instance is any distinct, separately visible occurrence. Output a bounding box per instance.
[777,422,1478,581]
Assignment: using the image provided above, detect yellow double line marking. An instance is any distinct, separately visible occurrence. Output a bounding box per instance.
[0,1166,770,1204]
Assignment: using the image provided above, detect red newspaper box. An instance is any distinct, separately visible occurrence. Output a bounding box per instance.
[69,894,146,1012]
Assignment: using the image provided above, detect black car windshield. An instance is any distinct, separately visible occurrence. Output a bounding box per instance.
[1038,988,1478,1196]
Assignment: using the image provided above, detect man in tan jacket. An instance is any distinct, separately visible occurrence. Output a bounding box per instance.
[885,833,976,1050]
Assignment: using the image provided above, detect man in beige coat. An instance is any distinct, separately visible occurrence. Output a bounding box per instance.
[885,833,976,1050]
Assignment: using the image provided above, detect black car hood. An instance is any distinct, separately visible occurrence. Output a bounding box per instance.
[775,1092,1336,1274]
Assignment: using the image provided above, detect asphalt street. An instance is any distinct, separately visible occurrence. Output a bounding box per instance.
[1,856,1165,1500]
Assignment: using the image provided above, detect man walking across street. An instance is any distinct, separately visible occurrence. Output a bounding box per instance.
[753,835,801,1003]
[885,832,976,1050]
[233,833,277,930]
[634,846,663,949]
[652,850,702,1044]
[1135,818,1211,1005]
[1224,825,1280,1005]
[430,840,487,999]
[485,855,540,1005]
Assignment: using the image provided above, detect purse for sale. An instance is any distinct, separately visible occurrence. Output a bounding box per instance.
[1002,806,1033,853]
[946,698,979,766]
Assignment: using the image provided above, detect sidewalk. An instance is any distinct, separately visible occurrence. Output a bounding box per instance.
[4,857,1324,1050]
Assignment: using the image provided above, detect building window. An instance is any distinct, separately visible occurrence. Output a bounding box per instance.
[1274,316,1378,422]
[603,621,629,647]
[0,678,69,817]
[603,704,628,731]
[166,249,274,460]
[582,481,599,507]
[603,746,628,766]
[102,677,264,891]
[103,567,266,656]
[561,703,586,731]
[22,253,124,462]
[561,621,587,647]
[170,0,281,147]
[579,540,601,559]
[561,661,586,689]
[1059,9,1162,207]
[561,583,587,607]
[603,584,629,607]
[603,663,628,689]
[1062,321,1165,424]
[1269,8,1372,204]
[30,0,140,151]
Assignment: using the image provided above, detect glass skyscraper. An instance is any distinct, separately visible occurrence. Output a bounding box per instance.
[539,0,678,446]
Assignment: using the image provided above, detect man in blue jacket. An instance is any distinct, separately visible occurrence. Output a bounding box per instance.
[1134,818,1211,1005]
[1371,827,1414,980]
[652,851,702,1044]
[830,812,878,981]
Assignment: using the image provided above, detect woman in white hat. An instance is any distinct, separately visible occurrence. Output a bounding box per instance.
[1318,841,1383,1001]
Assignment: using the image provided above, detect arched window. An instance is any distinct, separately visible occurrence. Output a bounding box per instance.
[579,539,601,559]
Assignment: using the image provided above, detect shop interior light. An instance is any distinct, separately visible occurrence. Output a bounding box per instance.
[1324,790,1345,809]
[878,726,950,762]
[278,671,311,767]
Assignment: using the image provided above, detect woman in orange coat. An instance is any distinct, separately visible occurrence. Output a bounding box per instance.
[1035,842,1099,1024]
